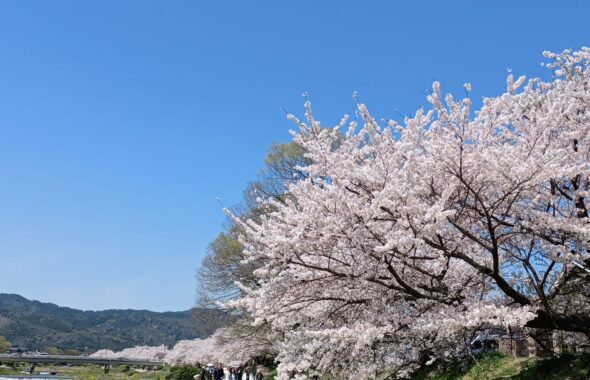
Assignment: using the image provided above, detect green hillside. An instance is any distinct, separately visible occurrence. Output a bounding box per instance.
[0,293,222,352]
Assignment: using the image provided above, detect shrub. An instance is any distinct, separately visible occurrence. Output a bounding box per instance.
[166,365,200,380]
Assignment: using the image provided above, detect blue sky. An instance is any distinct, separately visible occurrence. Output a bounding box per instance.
[0,1,588,311]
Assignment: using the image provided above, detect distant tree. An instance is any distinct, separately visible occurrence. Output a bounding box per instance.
[196,141,309,308]
[246,141,309,205]
[0,335,11,353]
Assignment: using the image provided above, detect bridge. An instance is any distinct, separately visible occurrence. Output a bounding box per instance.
[0,354,164,374]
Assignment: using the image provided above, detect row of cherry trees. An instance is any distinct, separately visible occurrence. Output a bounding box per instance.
[90,328,248,367]
[225,48,590,379]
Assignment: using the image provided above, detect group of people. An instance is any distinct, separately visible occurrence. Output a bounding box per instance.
[193,362,264,380]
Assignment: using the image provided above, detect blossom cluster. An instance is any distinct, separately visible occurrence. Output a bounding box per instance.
[90,331,224,365]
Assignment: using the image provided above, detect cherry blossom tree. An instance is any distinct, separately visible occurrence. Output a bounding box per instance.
[90,329,263,368]
[91,337,218,365]
[164,337,218,365]
[229,48,590,379]
[90,345,168,361]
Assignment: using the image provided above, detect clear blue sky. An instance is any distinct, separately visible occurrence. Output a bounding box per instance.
[0,1,588,311]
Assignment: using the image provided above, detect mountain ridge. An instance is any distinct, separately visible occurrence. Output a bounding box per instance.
[0,293,220,352]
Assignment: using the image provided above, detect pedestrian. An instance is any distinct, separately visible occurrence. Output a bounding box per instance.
[213,363,225,380]
[255,368,264,380]
[236,365,243,380]
[228,367,234,380]
[248,362,256,380]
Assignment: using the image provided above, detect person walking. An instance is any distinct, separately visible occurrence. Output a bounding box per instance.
[248,361,256,380]
[255,369,264,380]
[213,363,225,380]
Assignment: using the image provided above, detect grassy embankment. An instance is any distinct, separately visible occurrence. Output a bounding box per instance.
[410,351,590,380]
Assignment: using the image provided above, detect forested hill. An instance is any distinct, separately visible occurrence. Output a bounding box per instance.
[0,293,221,352]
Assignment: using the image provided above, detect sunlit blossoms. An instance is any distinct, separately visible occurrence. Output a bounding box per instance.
[164,337,217,365]
[228,48,590,379]
[90,337,216,365]
[89,328,258,367]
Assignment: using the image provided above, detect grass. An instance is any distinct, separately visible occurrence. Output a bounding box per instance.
[513,352,590,380]
[266,364,278,380]
[410,351,590,380]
